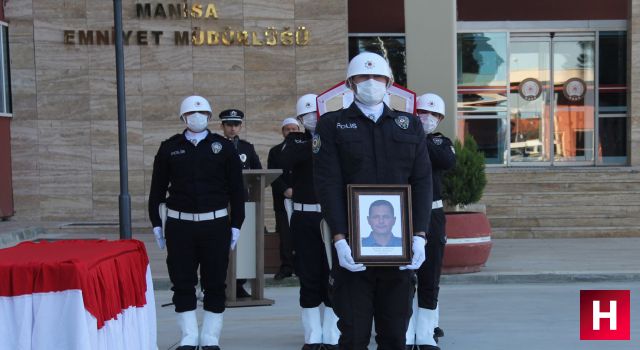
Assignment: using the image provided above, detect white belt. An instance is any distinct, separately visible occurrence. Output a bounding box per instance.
[167,208,228,222]
[293,202,322,212]
[432,200,443,209]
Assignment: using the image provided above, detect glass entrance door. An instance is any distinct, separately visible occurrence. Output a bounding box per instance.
[509,33,595,165]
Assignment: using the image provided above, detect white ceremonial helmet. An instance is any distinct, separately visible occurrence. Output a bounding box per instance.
[296,94,318,117]
[417,93,445,116]
[179,95,212,120]
[346,52,394,87]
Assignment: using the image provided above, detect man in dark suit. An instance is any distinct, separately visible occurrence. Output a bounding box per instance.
[268,117,300,280]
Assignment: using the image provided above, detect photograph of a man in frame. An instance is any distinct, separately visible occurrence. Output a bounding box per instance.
[359,198,404,256]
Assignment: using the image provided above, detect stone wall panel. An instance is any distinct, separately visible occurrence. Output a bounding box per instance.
[6,1,349,224]
[36,94,90,120]
[294,0,346,20]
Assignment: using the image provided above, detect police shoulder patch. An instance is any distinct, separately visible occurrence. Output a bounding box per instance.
[312,134,321,154]
[433,137,443,145]
[394,115,410,130]
[211,142,223,154]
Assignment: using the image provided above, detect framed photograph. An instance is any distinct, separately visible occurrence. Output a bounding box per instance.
[347,184,413,266]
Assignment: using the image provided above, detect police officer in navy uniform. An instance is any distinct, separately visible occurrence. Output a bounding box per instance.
[405,93,456,350]
[281,94,339,350]
[219,108,262,298]
[268,117,300,280]
[313,52,432,350]
[219,109,262,170]
[149,96,245,350]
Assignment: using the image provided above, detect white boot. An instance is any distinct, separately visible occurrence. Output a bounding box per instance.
[200,311,223,346]
[405,297,418,345]
[415,307,438,346]
[433,303,444,341]
[322,307,340,346]
[176,310,199,346]
[301,307,323,344]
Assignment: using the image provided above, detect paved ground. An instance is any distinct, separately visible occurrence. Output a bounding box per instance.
[3,223,640,349]
[155,282,640,350]
[10,230,640,287]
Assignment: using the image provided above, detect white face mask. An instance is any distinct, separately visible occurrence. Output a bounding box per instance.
[419,113,440,134]
[355,79,387,106]
[301,112,317,132]
[186,112,209,133]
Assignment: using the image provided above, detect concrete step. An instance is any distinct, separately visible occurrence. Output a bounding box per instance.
[486,166,640,183]
[483,191,640,206]
[487,204,639,218]
[0,226,46,248]
[45,222,151,235]
[485,181,639,193]
[489,216,640,228]
[491,226,640,238]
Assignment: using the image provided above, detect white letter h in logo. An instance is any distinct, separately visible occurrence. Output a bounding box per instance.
[593,300,617,330]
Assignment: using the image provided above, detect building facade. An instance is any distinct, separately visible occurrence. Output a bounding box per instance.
[4,0,347,228]
[3,0,639,237]
[348,0,640,237]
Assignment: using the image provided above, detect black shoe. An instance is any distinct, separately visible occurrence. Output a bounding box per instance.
[301,344,322,350]
[201,346,220,350]
[236,285,251,298]
[405,345,415,350]
[434,326,444,343]
[434,327,444,337]
[322,344,339,350]
[274,269,293,281]
[415,345,439,350]
[176,346,198,350]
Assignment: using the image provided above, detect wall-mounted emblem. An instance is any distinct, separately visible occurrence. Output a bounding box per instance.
[563,78,587,102]
[519,78,542,101]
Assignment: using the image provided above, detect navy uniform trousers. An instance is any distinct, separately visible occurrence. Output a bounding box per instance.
[165,216,231,313]
[291,210,331,308]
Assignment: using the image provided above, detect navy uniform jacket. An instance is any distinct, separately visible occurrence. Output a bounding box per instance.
[148,130,245,229]
[232,137,262,170]
[268,140,293,212]
[427,132,456,201]
[313,103,433,238]
[280,131,318,204]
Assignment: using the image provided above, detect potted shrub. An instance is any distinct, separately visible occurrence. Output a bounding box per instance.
[440,136,492,274]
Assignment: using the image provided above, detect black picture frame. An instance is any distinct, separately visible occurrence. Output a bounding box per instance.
[347,184,413,266]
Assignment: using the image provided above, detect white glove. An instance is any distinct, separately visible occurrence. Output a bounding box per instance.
[334,239,366,272]
[230,227,241,250]
[153,226,165,250]
[400,236,426,270]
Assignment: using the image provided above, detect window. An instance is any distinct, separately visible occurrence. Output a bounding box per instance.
[456,30,628,166]
[0,22,11,116]
[348,36,407,87]
[598,31,627,165]
[457,32,508,164]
